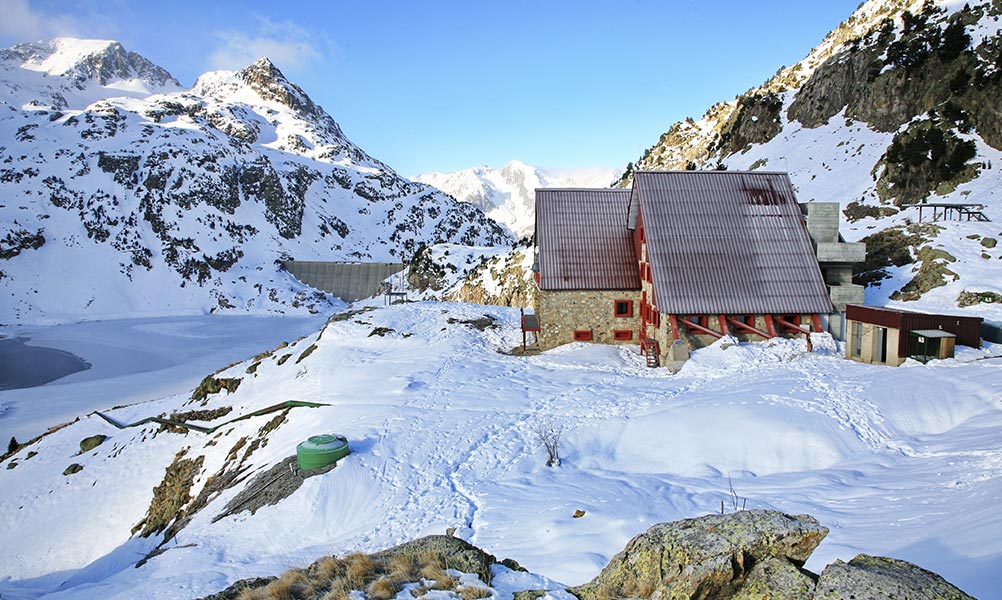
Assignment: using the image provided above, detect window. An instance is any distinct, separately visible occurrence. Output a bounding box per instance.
[852,321,862,357]
[614,329,633,341]
[614,299,634,317]
[574,330,593,341]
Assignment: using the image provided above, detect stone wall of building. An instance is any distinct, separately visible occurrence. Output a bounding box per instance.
[536,289,641,350]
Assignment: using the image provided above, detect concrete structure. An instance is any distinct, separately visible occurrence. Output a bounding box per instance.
[283,261,405,302]
[803,203,866,339]
[845,304,982,366]
[533,172,856,367]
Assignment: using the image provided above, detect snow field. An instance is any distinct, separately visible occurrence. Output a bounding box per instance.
[0,301,1000,599]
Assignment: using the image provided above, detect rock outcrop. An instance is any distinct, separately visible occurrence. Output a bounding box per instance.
[570,510,974,600]
[815,554,975,600]
[569,510,828,600]
[200,510,975,600]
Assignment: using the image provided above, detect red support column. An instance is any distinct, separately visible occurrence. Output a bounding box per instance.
[764,314,778,338]
[811,314,823,333]
[669,314,680,341]
[718,314,729,336]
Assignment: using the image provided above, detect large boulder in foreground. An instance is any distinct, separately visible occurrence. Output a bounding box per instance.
[815,554,975,600]
[570,510,974,600]
[570,510,828,600]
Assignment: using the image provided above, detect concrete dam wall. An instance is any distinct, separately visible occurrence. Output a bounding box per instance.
[283,261,405,302]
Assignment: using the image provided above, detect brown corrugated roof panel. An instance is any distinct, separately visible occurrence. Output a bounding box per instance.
[634,171,833,315]
[536,188,640,290]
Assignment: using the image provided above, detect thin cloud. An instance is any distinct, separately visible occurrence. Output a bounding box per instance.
[209,16,331,73]
[0,0,90,44]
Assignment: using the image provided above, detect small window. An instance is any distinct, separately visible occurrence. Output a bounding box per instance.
[613,329,633,341]
[574,330,593,341]
[614,300,634,317]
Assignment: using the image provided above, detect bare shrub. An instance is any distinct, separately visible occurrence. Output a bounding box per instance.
[719,475,748,514]
[534,421,564,467]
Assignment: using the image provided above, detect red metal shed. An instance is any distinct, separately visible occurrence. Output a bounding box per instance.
[846,304,983,356]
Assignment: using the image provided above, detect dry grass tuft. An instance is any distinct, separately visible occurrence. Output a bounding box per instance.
[259,569,312,600]
[367,575,402,600]
[320,576,354,600]
[388,553,418,583]
[458,584,493,600]
[235,586,269,600]
[421,566,458,591]
[313,556,346,582]
[345,552,377,588]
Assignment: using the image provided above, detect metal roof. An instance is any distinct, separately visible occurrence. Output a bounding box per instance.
[632,171,833,315]
[911,329,956,338]
[536,188,640,290]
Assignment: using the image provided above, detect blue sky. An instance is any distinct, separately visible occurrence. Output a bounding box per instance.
[1,0,862,177]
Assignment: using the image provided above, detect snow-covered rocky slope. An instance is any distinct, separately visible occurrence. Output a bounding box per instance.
[0,302,999,599]
[0,39,511,323]
[618,0,1002,317]
[415,161,620,238]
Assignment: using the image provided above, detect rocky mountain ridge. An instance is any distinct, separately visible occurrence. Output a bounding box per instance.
[0,39,511,323]
[614,0,1002,313]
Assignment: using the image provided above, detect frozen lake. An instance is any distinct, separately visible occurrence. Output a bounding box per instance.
[0,313,327,443]
[0,337,91,390]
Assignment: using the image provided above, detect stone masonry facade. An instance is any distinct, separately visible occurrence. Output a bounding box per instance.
[535,289,642,350]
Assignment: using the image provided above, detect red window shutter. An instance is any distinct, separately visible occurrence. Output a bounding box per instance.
[574,330,593,341]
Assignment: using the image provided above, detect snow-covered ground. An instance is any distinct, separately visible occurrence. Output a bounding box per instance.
[1,301,1000,599]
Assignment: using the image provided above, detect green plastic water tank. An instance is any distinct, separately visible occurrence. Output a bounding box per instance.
[296,434,350,471]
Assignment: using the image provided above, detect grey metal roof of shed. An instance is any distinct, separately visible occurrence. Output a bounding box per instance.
[536,188,640,290]
[910,329,956,338]
[632,171,833,315]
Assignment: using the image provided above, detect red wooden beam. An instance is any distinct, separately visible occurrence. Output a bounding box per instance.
[718,314,729,336]
[764,314,778,338]
[725,316,773,339]
[778,317,812,336]
[678,315,723,339]
[811,314,823,333]
[669,314,680,341]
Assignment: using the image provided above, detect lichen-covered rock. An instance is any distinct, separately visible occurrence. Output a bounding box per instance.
[372,535,497,585]
[730,557,816,600]
[814,554,975,600]
[79,434,107,453]
[569,510,828,600]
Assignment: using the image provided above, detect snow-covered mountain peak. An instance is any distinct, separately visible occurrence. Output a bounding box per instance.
[4,37,179,90]
[415,162,622,238]
[0,37,181,110]
[0,38,510,323]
